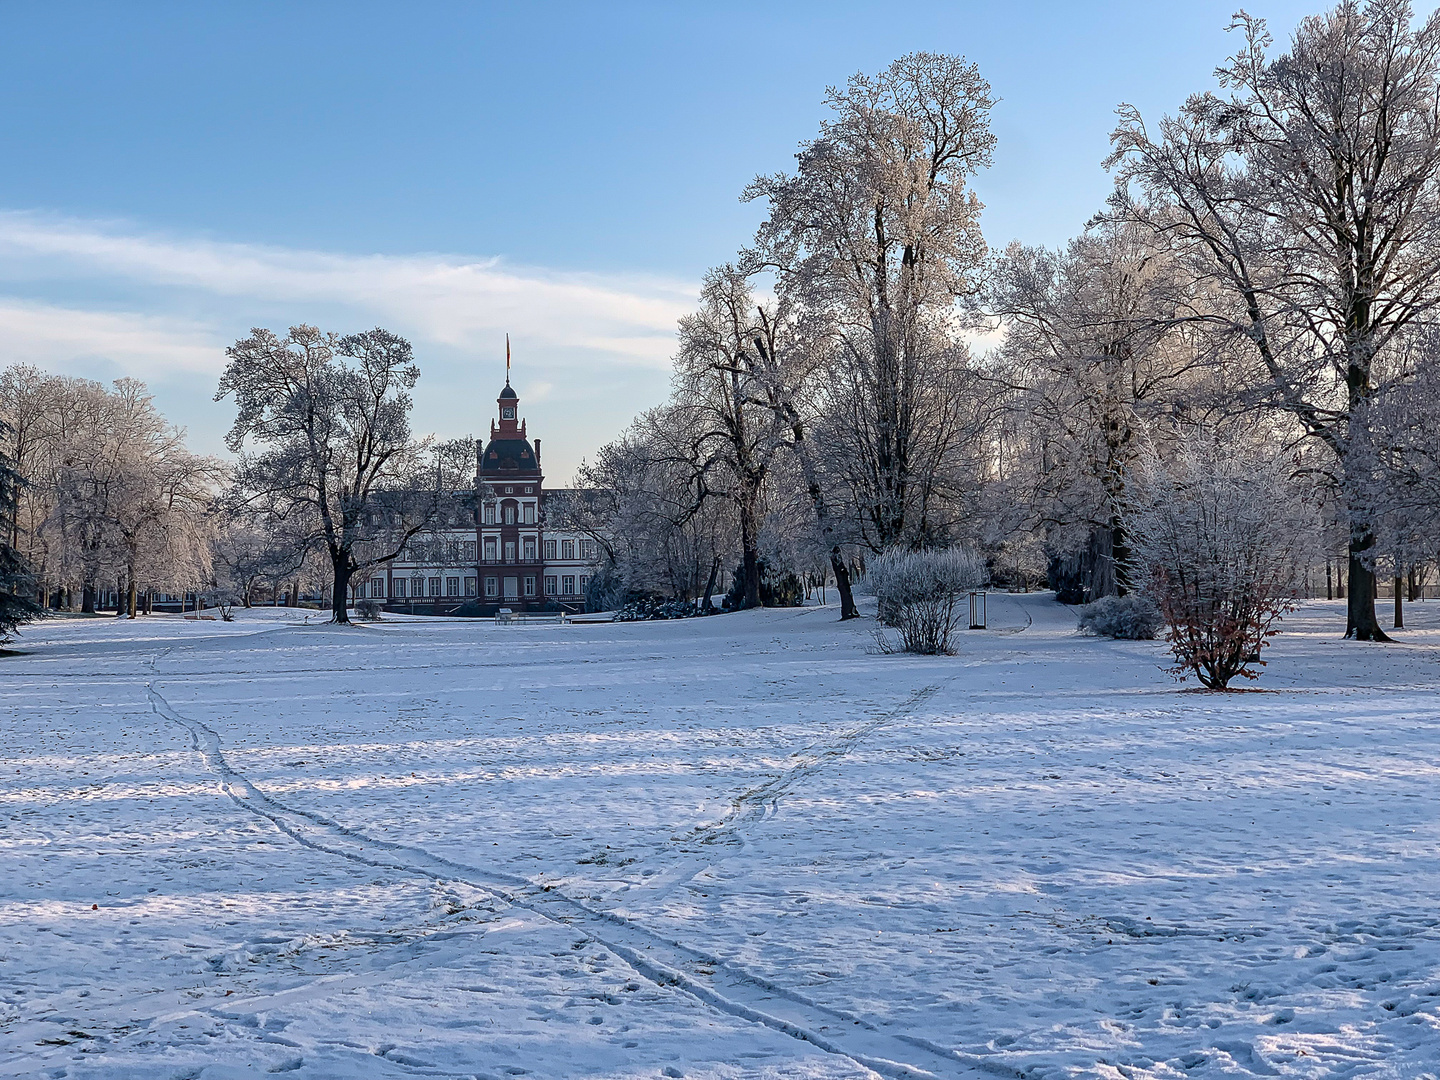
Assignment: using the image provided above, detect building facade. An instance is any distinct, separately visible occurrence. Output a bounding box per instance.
[351,380,598,616]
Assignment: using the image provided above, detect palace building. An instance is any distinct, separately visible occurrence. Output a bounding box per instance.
[353,377,599,616]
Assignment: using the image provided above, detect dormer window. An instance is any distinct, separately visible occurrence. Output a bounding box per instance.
[502,407,516,420]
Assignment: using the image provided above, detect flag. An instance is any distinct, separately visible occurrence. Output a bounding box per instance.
[506,334,511,382]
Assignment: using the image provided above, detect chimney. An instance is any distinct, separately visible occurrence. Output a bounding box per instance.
[534,438,541,465]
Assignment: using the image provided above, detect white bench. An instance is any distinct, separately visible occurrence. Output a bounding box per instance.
[495,609,568,626]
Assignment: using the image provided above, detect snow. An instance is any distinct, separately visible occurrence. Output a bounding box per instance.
[3,595,1440,1079]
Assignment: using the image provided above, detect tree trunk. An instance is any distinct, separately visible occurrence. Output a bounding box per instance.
[1110,518,1131,596]
[126,574,137,619]
[1394,576,1403,630]
[331,556,352,624]
[701,555,721,611]
[781,415,858,619]
[1345,530,1390,640]
[81,580,95,613]
[739,490,761,610]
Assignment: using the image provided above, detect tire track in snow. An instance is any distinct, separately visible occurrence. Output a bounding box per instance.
[691,683,944,847]
[147,681,1009,1080]
[609,684,948,908]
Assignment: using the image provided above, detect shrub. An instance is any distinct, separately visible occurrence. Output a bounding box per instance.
[614,597,713,621]
[723,557,804,610]
[1077,594,1162,640]
[1127,439,1305,689]
[354,599,384,621]
[868,547,986,655]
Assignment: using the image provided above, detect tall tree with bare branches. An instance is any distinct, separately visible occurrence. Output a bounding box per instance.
[217,325,440,624]
[1107,0,1440,639]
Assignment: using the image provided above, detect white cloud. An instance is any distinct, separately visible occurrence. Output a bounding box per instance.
[0,299,220,378]
[0,212,693,370]
[0,211,693,481]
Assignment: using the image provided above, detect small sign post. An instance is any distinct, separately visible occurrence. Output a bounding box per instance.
[968,591,987,630]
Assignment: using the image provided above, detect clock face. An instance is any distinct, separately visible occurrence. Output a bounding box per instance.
[502,407,515,419]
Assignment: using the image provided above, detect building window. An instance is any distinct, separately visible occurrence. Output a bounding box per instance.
[561,539,575,560]
[445,541,459,563]
[411,576,424,597]
[465,577,478,597]
[484,538,497,562]
[524,486,533,493]
[447,576,460,596]
[393,577,407,598]
[484,505,495,525]
[562,575,575,595]
[523,538,536,562]
[485,576,498,598]
[524,576,536,597]
[463,540,477,562]
[580,539,596,560]
[544,575,557,595]
[428,576,442,597]
[523,503,535,524]
[504,504,516,525]
[545,539,556,560]
[371,578,385,598]
[505,486,514,494]
[579,575,590,595]
[504,541,516,562]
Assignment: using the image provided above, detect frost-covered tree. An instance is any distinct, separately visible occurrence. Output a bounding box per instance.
[672,267,787,609]
[0,419,40,642]
[13,376,220,615]
[1129,437,1312,688]
[569,408,738,609]
[868,547,986,655]
[1108,1,1440,639]
[217,325,441,624]
[988,221,1215,603]
[748,52,996,549]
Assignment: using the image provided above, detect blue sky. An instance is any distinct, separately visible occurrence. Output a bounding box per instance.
[0,0,1322,482]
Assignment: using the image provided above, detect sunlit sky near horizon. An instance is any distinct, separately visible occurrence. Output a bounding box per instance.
[0,0,1329,483]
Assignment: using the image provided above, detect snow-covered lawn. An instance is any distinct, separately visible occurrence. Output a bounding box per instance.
[3,595,1439,1079]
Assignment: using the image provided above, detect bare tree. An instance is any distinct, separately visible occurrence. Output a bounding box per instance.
[1108,0,1440,639]
[569,407,738,608]
[216,325,440,624]
[0,418,39,641]
[988,221,1217,602]
[1129,436,1311,688]
[747,285,862,618]
[748,52,996,549]
[673,267,787,608]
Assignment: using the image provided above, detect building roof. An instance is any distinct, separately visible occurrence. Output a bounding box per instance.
[498,383,518,400]
[479,437,538,474]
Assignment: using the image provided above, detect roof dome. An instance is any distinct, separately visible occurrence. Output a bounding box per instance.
[480,437,537,473]
[498,384,518,400]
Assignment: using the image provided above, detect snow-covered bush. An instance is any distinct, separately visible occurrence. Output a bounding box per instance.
[354,599,384,621]
[614,598,713,621]
[201,586,243,622]
[1077,594,1162,640]
[1127,439,1306,689]
[869,547,986,655]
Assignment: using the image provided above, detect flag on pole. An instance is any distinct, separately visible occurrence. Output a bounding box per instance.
[505,334,511,383]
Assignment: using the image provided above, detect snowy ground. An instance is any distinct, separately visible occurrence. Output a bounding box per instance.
[3,594,1440,1080]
